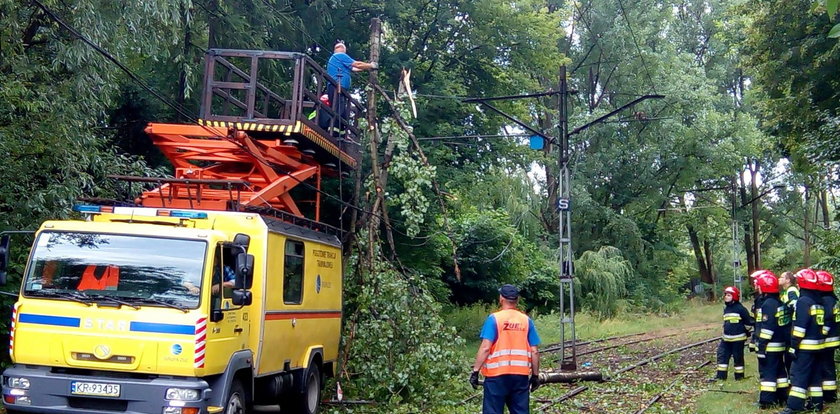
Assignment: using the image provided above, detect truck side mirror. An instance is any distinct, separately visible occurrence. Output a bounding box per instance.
[233,233,250,251]
[0,235,10,286]
[235,253,254,289]
[231,290,252,306]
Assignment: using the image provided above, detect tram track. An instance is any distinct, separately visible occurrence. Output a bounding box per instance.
[536,334,720,413]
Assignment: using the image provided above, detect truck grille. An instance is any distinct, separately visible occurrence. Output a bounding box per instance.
[68,396,128,411]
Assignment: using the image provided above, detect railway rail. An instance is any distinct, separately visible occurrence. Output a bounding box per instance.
[536,334,720,412]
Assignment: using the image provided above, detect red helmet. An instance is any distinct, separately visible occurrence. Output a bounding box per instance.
[755,273,779,293]
[796,269,820,290]
[724,286,740,301]
[816,270,835,292]
[750,270,776,289]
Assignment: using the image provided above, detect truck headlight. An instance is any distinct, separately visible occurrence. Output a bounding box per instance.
[7,377,30,390]
[165,388,200,401]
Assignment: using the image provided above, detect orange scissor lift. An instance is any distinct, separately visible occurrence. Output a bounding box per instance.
[126,49,363,227]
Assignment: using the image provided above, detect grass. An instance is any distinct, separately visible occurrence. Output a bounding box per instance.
[695,352,840,414]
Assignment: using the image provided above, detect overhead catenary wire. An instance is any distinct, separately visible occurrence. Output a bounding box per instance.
[616,0,658,94]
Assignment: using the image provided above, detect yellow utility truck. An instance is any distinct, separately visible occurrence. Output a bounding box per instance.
[1,206,342,414]
[1,48,363,414]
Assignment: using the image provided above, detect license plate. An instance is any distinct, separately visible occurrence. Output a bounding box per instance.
[70,381,121,397]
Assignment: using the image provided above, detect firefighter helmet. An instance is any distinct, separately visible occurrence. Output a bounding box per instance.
[724,286,740,301]
[816,270,835,292]
[755,272,780,294]
[750,270,775,289]
[795,269,820,290]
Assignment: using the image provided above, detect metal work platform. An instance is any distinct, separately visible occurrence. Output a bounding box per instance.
[197,48,362,170]
[135,48,363,222]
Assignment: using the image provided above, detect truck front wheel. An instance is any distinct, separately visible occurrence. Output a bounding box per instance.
[289,364,321,414]
[225,379,247,414]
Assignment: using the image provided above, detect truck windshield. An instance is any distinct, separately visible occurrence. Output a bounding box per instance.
[23,231,207,309]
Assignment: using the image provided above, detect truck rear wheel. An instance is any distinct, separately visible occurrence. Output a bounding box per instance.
[225,379,247,414]
[289,364,321,414]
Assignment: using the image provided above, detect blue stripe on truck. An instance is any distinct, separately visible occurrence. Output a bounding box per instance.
[129,321,194,335]
[18,314,81,327]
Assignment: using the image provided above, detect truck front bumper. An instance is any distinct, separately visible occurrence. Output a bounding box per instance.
[2,364,213,414]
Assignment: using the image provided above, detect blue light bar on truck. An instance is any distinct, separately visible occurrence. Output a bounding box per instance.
[158,210,208,219]
[72,205,114,213]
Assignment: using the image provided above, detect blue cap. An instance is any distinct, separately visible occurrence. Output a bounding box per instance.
[499,284,519,300]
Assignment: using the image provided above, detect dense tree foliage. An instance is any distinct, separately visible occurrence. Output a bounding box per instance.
[1,0,839,410]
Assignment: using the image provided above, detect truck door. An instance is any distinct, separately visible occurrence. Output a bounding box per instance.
[203,245,249,372]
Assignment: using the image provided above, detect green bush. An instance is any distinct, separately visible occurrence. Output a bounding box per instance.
[443,302,495,340]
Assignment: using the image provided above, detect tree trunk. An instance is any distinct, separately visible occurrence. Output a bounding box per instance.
[820,188,830,228]
[177,4,192,121]
[703,238,716,292]
[207,0,220,48]
[804,187,811,267]
[681,195,714,289]
[749,160,761,269]
[738,171,755,274]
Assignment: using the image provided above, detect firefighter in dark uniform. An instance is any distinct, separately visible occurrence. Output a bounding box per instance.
[754,271,790,407]
[751,271,768,374]
[780,269,826,414]
[779,271,799,376]
[816,270,838,403]
[716,286,753,380]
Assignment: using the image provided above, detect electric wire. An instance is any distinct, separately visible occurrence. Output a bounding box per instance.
[616,0,658,94]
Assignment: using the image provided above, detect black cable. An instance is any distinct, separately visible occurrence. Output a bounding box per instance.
[31,0,197,122]
[616,0,658,94]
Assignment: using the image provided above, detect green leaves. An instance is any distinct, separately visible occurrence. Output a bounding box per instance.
[829,23,840,37]
[828,0,839,20]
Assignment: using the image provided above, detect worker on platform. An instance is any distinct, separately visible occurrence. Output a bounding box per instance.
[816,270,838,403]
[325,41,377,135]
[470,284,541,414]
[716,285,753,381]
[780,269,826,414]
[779,271,799,375]
[754,271,790,408]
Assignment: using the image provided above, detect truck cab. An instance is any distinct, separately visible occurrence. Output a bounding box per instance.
[1,206,342,414]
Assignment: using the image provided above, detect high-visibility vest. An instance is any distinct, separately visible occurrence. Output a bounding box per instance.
[481,309,532,377]
[77,265,120,291]
[782,286,799,305]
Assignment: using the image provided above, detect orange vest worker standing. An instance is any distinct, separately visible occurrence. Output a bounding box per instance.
[470,284,541,414]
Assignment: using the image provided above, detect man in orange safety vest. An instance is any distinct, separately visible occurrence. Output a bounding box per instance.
[470,284,541,414]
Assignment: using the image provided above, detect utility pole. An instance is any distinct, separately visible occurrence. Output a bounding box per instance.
[557,66,576,370]
[464,66,663,373]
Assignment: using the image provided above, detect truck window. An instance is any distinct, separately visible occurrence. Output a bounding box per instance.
[23,231,207,309]
[283,240,304,304]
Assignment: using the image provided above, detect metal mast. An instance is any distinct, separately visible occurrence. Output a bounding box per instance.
[557,66,576,370]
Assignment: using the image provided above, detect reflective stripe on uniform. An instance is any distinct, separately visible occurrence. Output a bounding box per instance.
[778,378,790,387]
[717,364,728,371]
[789,386,807,399]
[734,366,744,373]
[723,313,741,322]
[826,336,840,348]
[484,360,531,369]
[808,386,823,397]
[800,338,825,350]
[487,349,532,359]
[760,381,777,392]
[723,333,747,342]
[793,326,806,337]
[824,381,838,391]
[766,343,786,352]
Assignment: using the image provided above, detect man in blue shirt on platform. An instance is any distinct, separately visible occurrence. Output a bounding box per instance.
[325,42,377,135]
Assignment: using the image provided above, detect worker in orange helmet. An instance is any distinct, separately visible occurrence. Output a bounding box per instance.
[470,284,541,414]
[715,285,753,381]
[816,270,838,403]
